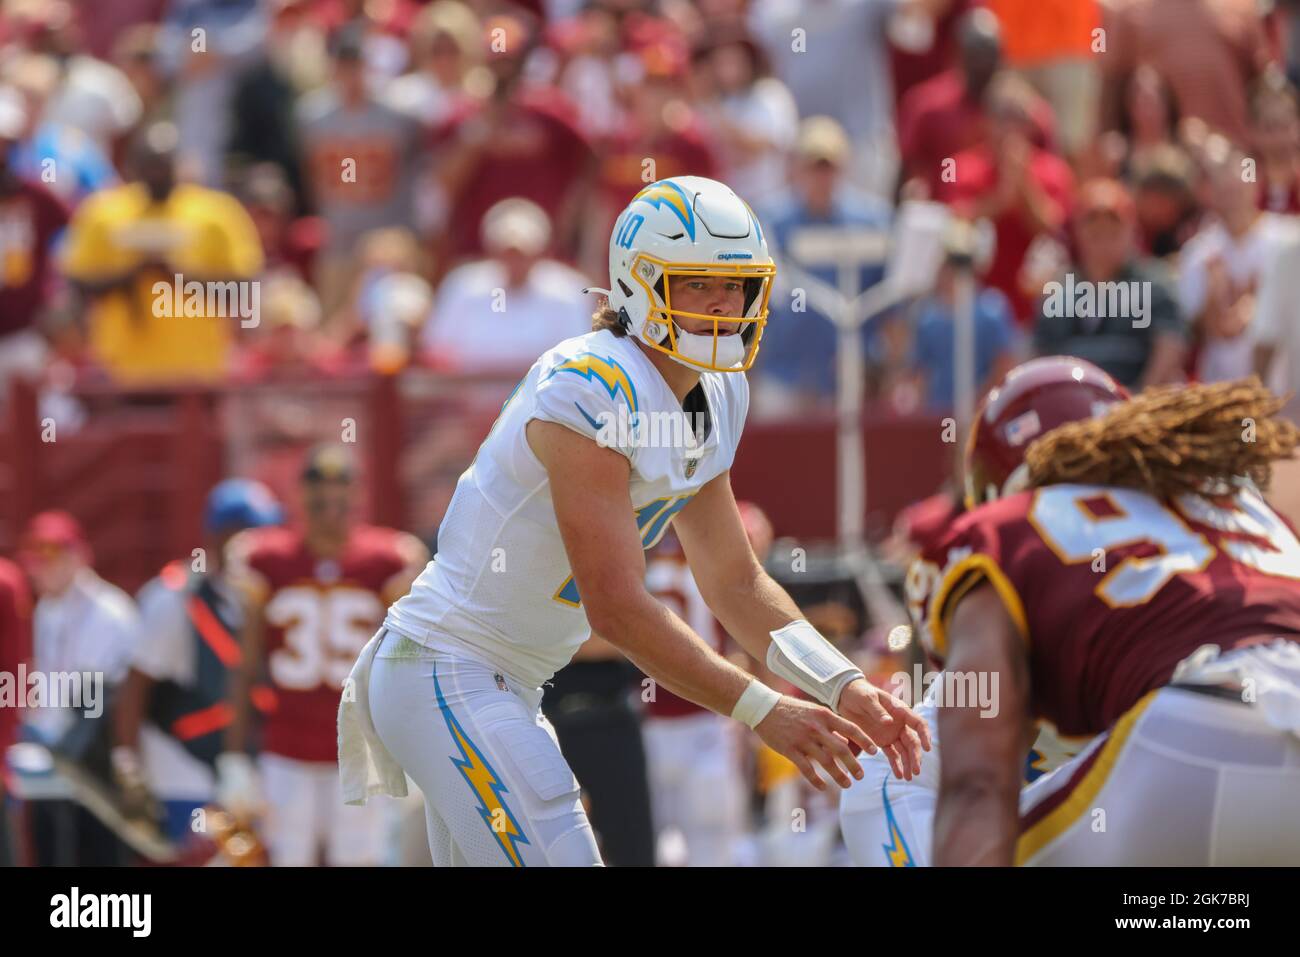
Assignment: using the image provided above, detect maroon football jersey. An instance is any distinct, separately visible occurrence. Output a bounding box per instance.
[228,525,426,762]
[908,483,1300,736]
[644,538,726,719]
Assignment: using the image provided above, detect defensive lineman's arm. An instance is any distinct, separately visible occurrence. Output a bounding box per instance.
[933,583,1034,865]
[527,418,875,791]
[674,472,930,779]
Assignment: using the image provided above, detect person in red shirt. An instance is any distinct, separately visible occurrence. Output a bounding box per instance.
[581,41,718,277]
[898,9,1055,199]
[219,445,427,866]
[430,11,595,274]
[915,357,1300,865]
[935,73,1074,326]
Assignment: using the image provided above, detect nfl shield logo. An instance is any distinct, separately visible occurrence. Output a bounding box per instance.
[684,458,699,479]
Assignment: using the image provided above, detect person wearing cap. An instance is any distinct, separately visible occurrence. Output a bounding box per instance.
[419,197,592,374]
[902,221,1021,413]
[109,479,284,844]
[16,510,138,864]
[0,83,71,399]
[296,21,423,313]
[218,446,427,866]
[1034,178,1185,390]
[750,115,895,417]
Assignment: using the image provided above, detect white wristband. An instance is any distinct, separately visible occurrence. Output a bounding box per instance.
[731,679,782,729]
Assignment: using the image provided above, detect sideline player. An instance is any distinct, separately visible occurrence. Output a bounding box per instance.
[344,176,929,867]
[221,446,427,865]
[913,357,1300,865]
[641,501,774,866]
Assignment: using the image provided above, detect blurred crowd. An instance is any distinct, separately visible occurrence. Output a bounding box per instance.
[3,0,1300,425]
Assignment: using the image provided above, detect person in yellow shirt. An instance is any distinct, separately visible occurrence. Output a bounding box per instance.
[61,122,264,384]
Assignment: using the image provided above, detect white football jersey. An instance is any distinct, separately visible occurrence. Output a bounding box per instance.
[384,329,749,688]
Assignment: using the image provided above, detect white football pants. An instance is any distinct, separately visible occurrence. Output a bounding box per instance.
[367,630,601,867]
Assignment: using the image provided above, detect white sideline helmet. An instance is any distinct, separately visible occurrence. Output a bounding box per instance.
[603,176,775,373]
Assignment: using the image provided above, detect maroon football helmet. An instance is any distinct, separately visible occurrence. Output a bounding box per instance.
[964,356,1129,509]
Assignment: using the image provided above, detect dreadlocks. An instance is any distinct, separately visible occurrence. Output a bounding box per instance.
[1024,377,1300,499]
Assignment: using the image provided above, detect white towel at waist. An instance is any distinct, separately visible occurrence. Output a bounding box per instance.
[338,628,409,805]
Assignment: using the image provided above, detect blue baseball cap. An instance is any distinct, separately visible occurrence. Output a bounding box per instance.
[204,479,284,534]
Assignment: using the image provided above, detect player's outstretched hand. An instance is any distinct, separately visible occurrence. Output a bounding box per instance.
[836,679,932,781]
[753,696,877,791]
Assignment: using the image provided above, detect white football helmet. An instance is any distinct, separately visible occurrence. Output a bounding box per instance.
[603,176,775,373]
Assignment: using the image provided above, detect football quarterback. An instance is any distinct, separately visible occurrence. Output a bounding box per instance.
[340,176,930,867]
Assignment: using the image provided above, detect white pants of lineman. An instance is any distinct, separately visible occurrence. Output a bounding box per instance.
[643,712,746,866]
[367,630,601,866]
[259,753,389,866]
[842,642,1300,866]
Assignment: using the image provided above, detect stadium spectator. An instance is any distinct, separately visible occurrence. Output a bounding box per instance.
[238,162,323,285]
[421,198,592,374]
[344,226,433,373]
[22,1,144,155]
[1129,145,1201,259]
[112,24,172,131]
[579,39,718,277]
[0,87,71,397]
[690,28,797,207]
[901,227,1020,413]
[750,116,893,417]
[1098,63,1182,185]
[934,72,1074,326]
[3,54,119,205]
[297,23,423,311]
[59,121,264,384]
[1034,179,1186,390]
[232,274,343,381]
[1103,0,1272,150]
[382,1,484,128]
[153,0,268,187]
[1250,72,1300,215]
[227,7,314,213]
[987,0,1101,162]
[1178,135,1298,383]
[749,0,948,197]
[429,11,594,271]
[898,8,1054,198]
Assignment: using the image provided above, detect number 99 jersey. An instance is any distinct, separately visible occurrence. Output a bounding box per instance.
[908,482,1300,737]
[226,525,428,762]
